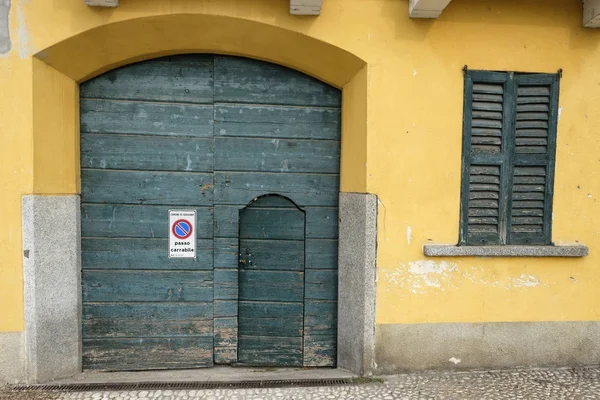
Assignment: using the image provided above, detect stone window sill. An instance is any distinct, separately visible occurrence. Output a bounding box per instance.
[423,244,588,257]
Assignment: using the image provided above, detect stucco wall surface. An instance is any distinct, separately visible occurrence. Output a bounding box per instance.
[0,0,597,335]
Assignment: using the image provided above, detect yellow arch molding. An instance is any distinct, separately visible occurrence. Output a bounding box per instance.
[31,14,368,194]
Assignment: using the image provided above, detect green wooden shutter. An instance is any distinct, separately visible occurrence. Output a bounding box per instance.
[460,70,513,245]
[460,70,559,246]
[508,74,559,245]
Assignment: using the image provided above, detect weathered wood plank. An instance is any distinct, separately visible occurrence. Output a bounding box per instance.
[80,54,214,103]
[213,205,240,238]
[216,206,337,239]
[511,223,544,233]
[238,270,304,302]
[83,337,213,371]
[306,239,338,270]
[214,137,339,174]
[239,208,305,240]
[471,118,503,129]
[214,269,238,300]
[215,104,341,140]
[214,317,238,347]
[81,204,213,239]
[303,335,336,367]
[304,301,337,336]
[305,270,338,300]
[473,83,503,94]
[513,192,545,201]
[306,207,338,239]
[472,93,502,102]
[81,134,214,172]
[517,86,550,97]
[237,336,303,367]
[82,302,213,338]
[80,99,214,137]
[472,101,503,112]
[81,170,214,206]
[239,303,303,337]
[214,300,237,317]
[82,271,213,302]
[516,120,549,129]
[82,238,213,270]
[511,209,544,217]
[213,172,339,207]
[472,128,502,137]
[214,56,341,107]
[214,347,237,364]
[239,239,304,271]
[472,110,502,120]
[214,237,238,268]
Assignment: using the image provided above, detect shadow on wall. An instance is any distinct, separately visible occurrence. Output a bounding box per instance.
[382,0,600,53]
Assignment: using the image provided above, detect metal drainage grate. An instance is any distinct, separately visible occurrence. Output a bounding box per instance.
[11,378,357,392]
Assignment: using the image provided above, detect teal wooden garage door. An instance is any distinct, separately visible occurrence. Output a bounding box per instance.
[80,55,340,371]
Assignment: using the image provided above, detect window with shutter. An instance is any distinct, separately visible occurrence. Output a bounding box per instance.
[460,69,559,246]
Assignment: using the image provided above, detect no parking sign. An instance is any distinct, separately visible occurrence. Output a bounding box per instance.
[169,210,196,258]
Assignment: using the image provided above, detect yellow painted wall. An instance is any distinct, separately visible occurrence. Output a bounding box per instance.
[0,0,598,332]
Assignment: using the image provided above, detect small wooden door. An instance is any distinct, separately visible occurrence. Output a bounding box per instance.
[237,195,305,366]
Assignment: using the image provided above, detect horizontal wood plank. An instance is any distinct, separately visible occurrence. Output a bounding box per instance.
[239,301,303,337]
[214,347,237,364]
[82,302,213,339]
[215,104,341,140]
[214,56,341,107]
[214,269,238,300]
[214,317,238,347]
[214,205,240,238]
[303,335,336,367]
[81,99,214,137]
[81,134,214,172]
[81,170,214,206]
[80,55,214,103]
[213,172,339,207]
[237,336,303,367]
[304,301,337,336]
[81,204,213,239]
[306,207,338,238]
[214,300,238,317]
[82,270,213,302]
[214,137,339,174]
[239,208,305,240]
[82,238,213,270]
[83,337,213,371]
[305,270,338,300]
[214,237,238,268]
[238,270,304,302]
[306,239,338,270]
[239,239,304,271]
[215,206,337,239]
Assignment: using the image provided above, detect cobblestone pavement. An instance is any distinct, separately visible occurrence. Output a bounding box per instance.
[3,367,600,400]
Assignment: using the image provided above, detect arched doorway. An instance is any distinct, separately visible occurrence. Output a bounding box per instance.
[238,194,306,366]
[79,55,340,371]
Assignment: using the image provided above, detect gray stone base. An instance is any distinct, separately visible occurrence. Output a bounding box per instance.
[22,195,81,383]
[375,321,600,373]
[337,193,377,375]
[0,1,10,55]
[0,332,24,383]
